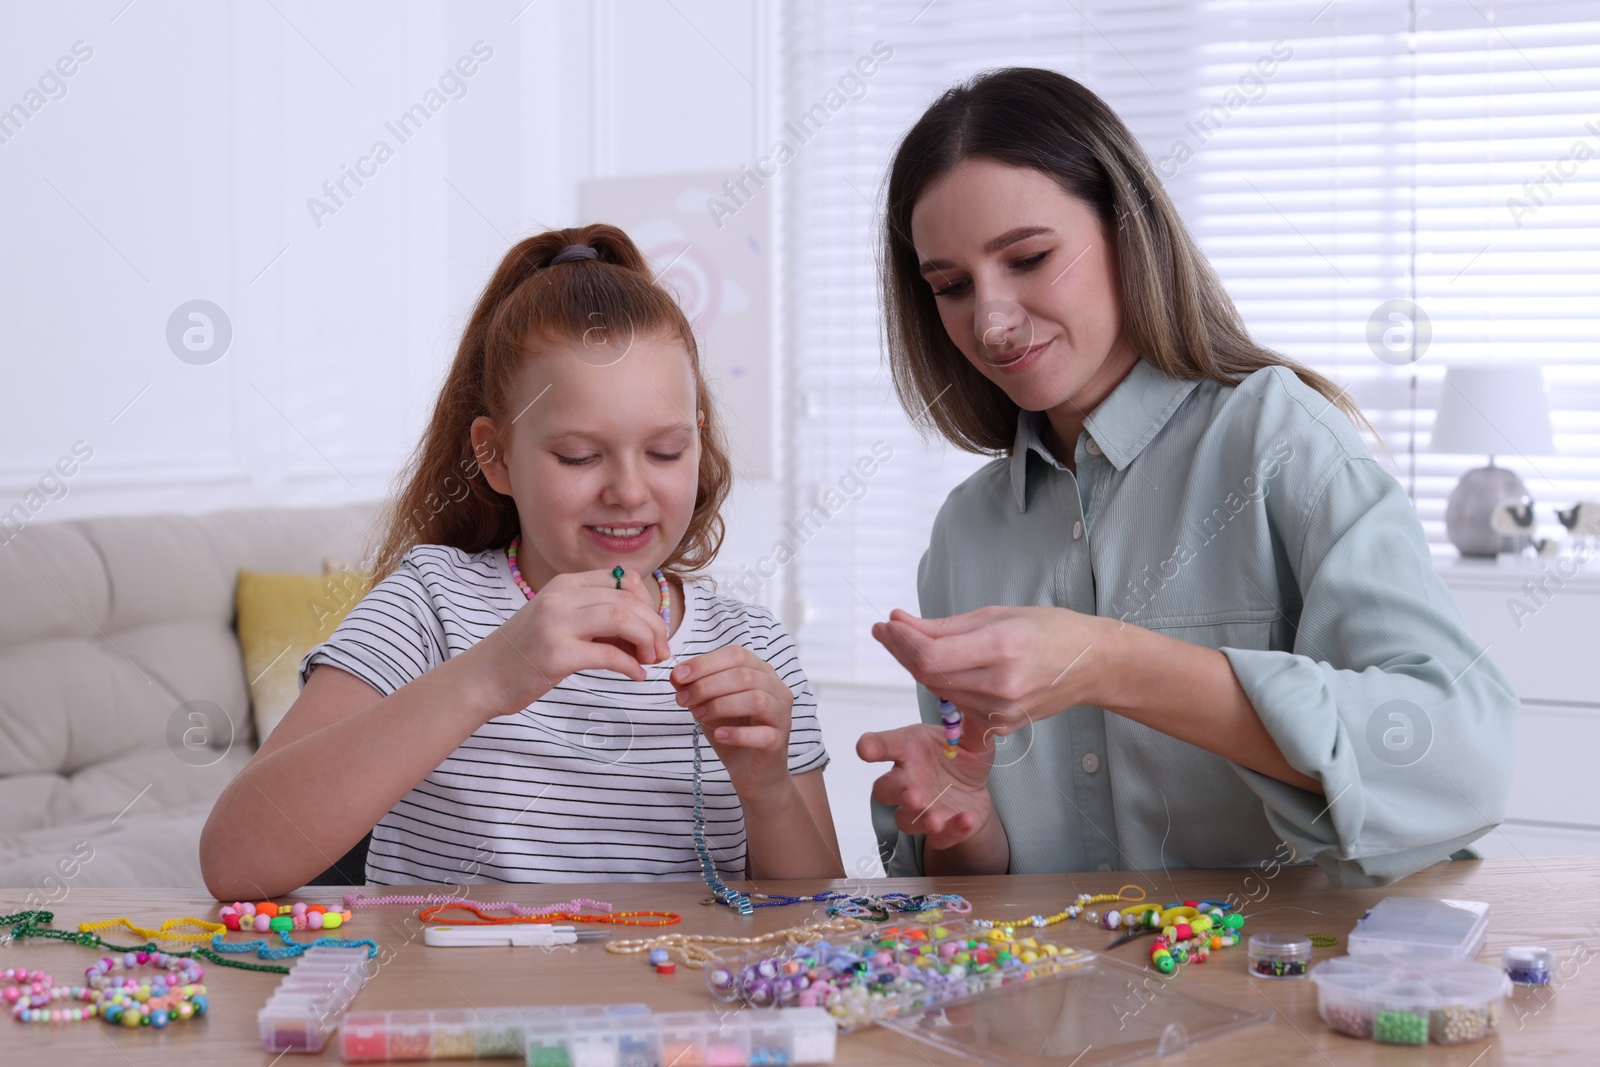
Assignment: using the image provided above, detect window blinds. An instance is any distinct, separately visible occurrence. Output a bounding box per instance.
[781,0,1600,686]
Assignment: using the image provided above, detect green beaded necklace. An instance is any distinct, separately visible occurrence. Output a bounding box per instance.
[0,910,290,975]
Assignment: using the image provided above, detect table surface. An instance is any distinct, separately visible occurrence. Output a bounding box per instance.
[2,858,1593,1066]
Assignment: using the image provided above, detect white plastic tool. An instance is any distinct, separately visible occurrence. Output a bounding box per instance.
[424,924,587,948]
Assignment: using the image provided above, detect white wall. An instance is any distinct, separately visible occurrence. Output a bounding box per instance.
[0,0,898,877]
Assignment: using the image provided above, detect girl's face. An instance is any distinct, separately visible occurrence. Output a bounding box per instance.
[472,333,702,591]
[909,158,1139,439]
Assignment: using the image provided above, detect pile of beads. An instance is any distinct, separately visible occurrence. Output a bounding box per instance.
[707,919,1080,1031]
[4,967,96,1024]
[86,951,208,1029]
[1247,931,1310,979]
[1114,902,1243,975]
[1372,1009,1428,1045]
[221,900,352,932]
[937,698,963,758]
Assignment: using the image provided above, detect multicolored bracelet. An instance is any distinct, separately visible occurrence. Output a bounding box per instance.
[4,967,96,1024]
[220,901,352,932]
[86,951,208,1029]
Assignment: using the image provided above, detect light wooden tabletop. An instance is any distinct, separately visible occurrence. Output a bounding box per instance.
[1,857,1592,1065]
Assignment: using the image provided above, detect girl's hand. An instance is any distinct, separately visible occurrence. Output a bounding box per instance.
[870,606,1109,738]
[671,647,794,797]
[469,568,670,717]
[856,724,995,850]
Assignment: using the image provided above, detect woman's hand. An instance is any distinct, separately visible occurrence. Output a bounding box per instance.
[466,568,671,718]
[871,605,1109,737]
[857,724,996,850]
[671,646,795,798]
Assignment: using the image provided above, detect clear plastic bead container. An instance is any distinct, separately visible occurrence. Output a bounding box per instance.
[335,1005,836,1065]
[259,947,373,1053]
[1248,932,1313,979]
[1310,955,1511,1046]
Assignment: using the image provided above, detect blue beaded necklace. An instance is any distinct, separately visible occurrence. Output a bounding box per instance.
[507,541,753,916]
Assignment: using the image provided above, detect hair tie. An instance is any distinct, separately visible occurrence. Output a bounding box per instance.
[550,243,599,265]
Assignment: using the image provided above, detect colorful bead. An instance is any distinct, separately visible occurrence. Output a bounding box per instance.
[937,698,963,759]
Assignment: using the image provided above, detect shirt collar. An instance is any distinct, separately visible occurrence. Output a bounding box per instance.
[1007,359,1201,511]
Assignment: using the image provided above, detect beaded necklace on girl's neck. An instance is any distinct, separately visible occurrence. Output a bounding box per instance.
[507,535,672,625]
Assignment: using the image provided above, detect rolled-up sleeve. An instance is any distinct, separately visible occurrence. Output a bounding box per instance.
[1223,453,1519,886]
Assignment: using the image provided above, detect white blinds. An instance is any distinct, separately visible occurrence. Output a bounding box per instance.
[782,0,1600,686]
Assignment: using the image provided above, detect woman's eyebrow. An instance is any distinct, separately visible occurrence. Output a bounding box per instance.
[918,225,1057,274]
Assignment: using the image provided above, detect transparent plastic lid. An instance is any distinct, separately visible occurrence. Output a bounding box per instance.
[877,950,1273,1067]
[1347,897,1490,962]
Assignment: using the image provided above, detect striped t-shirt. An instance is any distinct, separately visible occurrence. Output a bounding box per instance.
[299,544,828,885]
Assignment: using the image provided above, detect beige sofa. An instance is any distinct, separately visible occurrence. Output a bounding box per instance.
[0,502,380,891]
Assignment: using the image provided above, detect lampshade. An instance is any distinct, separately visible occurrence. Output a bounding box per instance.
[1431,366,1555,457]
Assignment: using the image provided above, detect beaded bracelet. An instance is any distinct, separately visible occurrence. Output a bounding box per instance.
[342,891,612,916]
[824,893,972,922]
[4,967,97,1024]
[220,901,352,933]
[86,951,208,1029]
[972,886,1148,931]
[692,723,753,916]
[210,931,378,962]
[417,903,680,928]
[605,916,873,969]
[78,917,225,945]
[2,909,291,976]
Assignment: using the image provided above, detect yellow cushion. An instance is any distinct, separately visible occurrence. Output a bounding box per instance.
[236,567,371,742]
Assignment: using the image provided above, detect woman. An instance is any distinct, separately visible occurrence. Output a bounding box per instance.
[858,67,1516,887]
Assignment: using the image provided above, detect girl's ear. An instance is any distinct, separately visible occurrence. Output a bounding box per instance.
[469,416,514,496]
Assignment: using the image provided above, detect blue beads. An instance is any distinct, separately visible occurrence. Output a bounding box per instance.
[151,1010,169,1028]
[648,948,670,966]
[691,724,753,915]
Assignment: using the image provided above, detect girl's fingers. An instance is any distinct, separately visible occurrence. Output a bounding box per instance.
[573,601,667,660]
[705,724,781,750]
[569,642,650,682]
[675,665,770,710]
[669,645,752,687]
[689,690,772,726]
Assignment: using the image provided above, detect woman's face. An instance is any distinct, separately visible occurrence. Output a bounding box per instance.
[471,333,702,592]
[909,158,1139,431]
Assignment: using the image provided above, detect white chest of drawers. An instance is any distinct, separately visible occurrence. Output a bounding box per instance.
[1435,553,1600,858]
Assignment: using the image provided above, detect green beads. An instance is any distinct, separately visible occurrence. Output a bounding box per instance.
[1374,1009,1428,1045]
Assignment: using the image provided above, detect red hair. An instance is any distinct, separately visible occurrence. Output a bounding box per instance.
[370,223,732,580]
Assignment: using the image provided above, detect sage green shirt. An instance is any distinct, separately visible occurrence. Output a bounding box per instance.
[873,359,1518,887]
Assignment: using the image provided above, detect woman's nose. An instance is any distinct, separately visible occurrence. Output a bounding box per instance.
[602,460,651,508]
[973,294,1030,354]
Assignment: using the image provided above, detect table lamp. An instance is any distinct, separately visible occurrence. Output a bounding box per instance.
[1430,366,1554,558]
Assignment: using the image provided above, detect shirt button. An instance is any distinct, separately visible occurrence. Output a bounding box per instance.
[1085,438,1102,456]
[1072,520,1083,541]
[1097,862,1112,872]
[1081,752,1100,774]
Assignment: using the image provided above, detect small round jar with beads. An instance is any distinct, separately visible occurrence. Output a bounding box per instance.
[1249,932,1312,979]
[1501,945,1554,986]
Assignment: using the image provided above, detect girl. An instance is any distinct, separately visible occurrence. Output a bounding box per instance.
[857,68,1517,887]
[202,225,843,898]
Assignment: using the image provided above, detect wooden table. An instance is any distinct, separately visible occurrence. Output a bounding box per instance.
[2,858,1593,1065]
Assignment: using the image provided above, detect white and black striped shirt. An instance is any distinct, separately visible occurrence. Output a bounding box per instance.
[299,544,828,885]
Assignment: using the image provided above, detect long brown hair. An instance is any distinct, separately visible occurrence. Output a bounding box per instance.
[371,223,732,580]
[883,67,1366,455]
